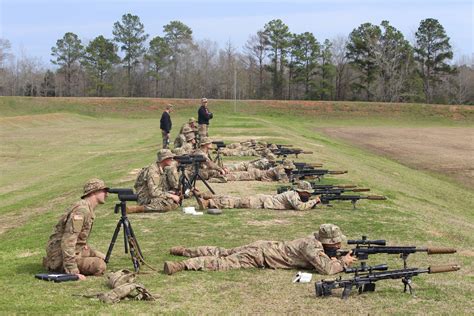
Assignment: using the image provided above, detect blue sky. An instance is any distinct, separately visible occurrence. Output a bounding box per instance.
[0,0,472,65]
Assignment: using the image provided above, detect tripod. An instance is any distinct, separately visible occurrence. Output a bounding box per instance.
[177,164,196,202]
[189,159,215,194]
[105,198,144,272]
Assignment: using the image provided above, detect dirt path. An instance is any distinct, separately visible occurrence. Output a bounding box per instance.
[319,127,474,188]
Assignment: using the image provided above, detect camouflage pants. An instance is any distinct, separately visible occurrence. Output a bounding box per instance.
[180,244,267,271]
[162,130,170,149]
[210,194,269,209]
[200,169,227,182]
[226,161,250,172]
[77,247,107,276]
[220,148,259,157]
[138,195,179,212]
[198,124,208,139]
[226,159,271,172]
[180,241,269,257]
[225,169,262,181]
[43,246,107,276]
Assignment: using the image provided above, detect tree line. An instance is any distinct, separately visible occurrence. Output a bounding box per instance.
[0,13,473,104]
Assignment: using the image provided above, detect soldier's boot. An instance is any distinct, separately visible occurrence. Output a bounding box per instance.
[197,198,210,210]
[126,205,146,214]
[208,199,219,209]
[163,261,185,275]
[193,190,214,199]
[170,246,186,256]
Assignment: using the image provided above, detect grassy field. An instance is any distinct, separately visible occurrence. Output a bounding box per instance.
[0,97,473,314]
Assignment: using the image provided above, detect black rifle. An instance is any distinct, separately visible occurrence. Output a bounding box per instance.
[319,194,386,209]
[266,143,294,149]
[290,168,347,181]
[274,161,323,170]
[174,154,215,195]
[271,148,312,158]
[315,264,460,299]
[277,183,358,194]
[338,236,457,268]
[312,187,370,195]
[105,188,143,272]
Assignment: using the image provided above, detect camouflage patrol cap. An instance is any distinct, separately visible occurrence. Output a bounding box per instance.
[81,178,109,198]
[294,181,313,194]
[268,144,278,150]
[200,137,212,145]
[182,125,193,134]
[188,117,196,123]
[314,223,346,244]
[157,149,176,162]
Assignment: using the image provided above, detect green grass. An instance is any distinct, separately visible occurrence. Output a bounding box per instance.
[0,97,472,314]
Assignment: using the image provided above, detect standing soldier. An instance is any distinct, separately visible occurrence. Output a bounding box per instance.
[197,98,213,139]
[129,149,181,213]
[43,178,109,280]
[163,223,357,275]
[160,104,173,149]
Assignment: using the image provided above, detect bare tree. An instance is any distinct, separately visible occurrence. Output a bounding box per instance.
[331,35,350,100]
[244,30,267,99]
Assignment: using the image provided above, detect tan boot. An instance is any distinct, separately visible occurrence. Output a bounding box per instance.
[163,261,185,275]
[197,198,210,210]
[126,205,146,214]
[170,246,186,256]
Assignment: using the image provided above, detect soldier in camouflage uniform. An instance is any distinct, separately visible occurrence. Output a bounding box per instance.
[43,178,109,280]
[172,127,196,156]
[198,180,319,211]
[220,139,274,157]
[191,137,228,181]
[129,149,181,213]
[225,153,277,172]
[174,118,198,148]
[211,160,294,182]
[164,224,357,275]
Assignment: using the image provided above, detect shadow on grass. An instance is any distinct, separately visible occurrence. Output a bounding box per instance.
[16,262,44,275]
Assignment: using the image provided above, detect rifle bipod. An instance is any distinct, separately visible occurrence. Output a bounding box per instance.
[105,200,145,272]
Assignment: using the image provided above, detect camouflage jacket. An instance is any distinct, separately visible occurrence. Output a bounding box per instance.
[44,199,99,274]
[192,149,223,172]
[258,234,347,274]
[173,134,186,148]
[134,162,178,205]
[263,190,318,210]
[172,142,194,156]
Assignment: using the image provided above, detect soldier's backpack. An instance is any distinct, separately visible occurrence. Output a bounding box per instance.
[134,166,150,194]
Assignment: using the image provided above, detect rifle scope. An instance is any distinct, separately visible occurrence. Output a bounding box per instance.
[347,235,386,246]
